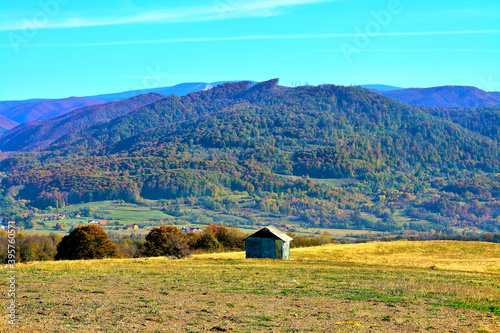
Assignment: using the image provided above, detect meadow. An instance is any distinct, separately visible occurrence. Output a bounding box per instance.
[0,241,498,332]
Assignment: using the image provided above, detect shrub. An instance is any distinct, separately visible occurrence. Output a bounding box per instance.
[55,225,120,260]
[286,232,334,248]
[114,235,144,258]
[0,232,62,263]
[185,231,201,249]
[141,226,190,259]
[203,224,245,250]
[197,232,221,251]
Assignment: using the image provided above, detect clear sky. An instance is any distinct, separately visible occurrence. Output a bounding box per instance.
[0,0,499,100]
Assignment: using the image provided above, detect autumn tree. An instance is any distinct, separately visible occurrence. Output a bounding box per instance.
[55,225,120,260]
[141,226,190,258]
[203,224,245,250]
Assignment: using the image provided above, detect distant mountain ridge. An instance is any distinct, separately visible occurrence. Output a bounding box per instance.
[0,97,107,131]
[0,82,231,133]
[376,86,500,108]
[2,82,499,135]
[0,93,165,152]
[359,84,403,91]
[89,81,231,102]
[0,115,18,134]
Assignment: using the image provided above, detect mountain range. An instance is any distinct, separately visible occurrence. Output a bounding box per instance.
[0,97,106,133]
[359,85,403,91]
[89,81,230,102]
[0,82,230,133]
[0,93,165,152]
[2,83,499,136]
[0,79,498,236]
[376,86,500,108]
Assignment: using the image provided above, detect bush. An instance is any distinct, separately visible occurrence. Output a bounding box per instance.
[196,233,221,251]
[0,232,62,263]
[185,231,201,249]
[55,225,120,260]
[113,235,144,258]
[141,226,190,258]
[203,224,245,250]
[286,232,334,248]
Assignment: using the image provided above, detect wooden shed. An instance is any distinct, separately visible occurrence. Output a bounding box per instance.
[245,226,293,260]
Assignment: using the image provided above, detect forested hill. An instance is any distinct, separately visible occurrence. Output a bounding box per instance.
[1,79,499,234]
[378,86,500,108]
[0,93,165,152]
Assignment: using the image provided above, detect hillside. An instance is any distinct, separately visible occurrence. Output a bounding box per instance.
[359,84,403,91]
[1,241,498,332]
[426,106,500,141]
[0,80,499,236]
[0,82,230,132]
[0,96,106,124]
[0,99,43,113]
[0,115,18,134]
[377,86,500,108]
[88,81,232,102]
[0,93,165,152]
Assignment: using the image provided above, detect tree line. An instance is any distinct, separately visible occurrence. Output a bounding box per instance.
[1,224,498,264]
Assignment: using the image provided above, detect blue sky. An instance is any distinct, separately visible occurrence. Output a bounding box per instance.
[0,0,499,100]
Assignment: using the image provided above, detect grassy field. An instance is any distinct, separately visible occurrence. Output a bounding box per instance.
[1,241,499,332]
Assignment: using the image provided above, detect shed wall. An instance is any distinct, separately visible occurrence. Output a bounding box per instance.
[246,237,291,259]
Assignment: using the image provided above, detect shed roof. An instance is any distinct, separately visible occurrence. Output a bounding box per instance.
[245,226,293,242]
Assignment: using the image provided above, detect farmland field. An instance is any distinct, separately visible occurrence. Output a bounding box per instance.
[23,200,388,239]
[1,241,499,332]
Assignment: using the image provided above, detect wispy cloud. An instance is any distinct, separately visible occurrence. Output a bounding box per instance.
[0,0,331,31]
[316,48,500,53]
[441,7,500,18]
[1,30,499,48]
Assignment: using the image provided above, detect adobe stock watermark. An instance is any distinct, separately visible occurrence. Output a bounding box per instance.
[8,0,70,53]
[477,74,500,92]
[129,65,169,94]
[213,0,242,19]
[4,221,17,326]
[340,0,404,64]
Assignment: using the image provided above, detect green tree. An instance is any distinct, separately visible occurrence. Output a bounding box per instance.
[197,232,220,251]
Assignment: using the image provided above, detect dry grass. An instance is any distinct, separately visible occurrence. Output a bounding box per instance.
[196,240,500,274]
[1,241,499,332]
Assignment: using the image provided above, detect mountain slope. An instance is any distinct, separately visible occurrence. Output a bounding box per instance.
[49,81,257,151]
[0,82,231,128]
[1,80,498,234]
[377,86,500,108]
[0,99,44,113]
[0,93,165,152]
[88,81,232,102]
[0,97,106,124]
[359,85,403,91]
[0,115,19,134]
